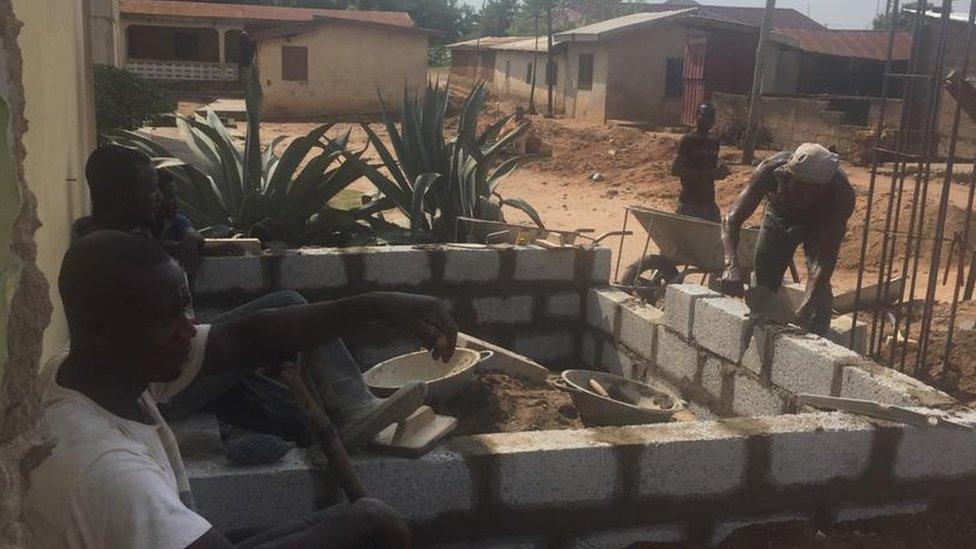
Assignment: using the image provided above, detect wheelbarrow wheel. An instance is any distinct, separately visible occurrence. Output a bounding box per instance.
[620,255,680,302]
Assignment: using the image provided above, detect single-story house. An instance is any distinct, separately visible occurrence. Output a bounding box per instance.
[489,37,568,113]
[250,18,437,118]
[447,36,528,83]
[766,28,911,98]
[117,0,427,89]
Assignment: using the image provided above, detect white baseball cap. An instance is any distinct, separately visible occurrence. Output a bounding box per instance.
[786,143,839,185]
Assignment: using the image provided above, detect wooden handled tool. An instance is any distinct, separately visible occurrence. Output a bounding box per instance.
[278,361,366,501]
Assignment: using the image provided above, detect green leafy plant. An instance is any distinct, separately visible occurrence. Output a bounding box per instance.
[343,80,544,242]
[93,64,176,133]
[105,60,379,246]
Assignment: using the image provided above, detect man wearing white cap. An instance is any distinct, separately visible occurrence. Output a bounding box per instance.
[719,143,855,335]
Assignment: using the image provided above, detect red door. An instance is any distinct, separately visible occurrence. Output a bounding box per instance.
[682,38,707,126]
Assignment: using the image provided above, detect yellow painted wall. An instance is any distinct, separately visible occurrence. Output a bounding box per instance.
[258,23,428,119]
[491,49,566,113]
[12,0,94,360]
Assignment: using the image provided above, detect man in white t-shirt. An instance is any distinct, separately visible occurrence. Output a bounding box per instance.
[25,231,459,548]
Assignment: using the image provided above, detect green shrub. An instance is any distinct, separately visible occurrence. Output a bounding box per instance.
[93,65,175,133]
[343,80,544,243]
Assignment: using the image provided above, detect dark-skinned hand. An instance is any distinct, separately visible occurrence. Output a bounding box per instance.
[368,292,458,362]
[719,265,745,297]
[315,498,411,549]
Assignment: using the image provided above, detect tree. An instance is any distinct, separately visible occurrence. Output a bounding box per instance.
[479,0,518,36]
[872,2,940,31]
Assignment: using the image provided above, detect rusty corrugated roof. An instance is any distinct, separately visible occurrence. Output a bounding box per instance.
[120,0,416,28]
[774,28,912,61]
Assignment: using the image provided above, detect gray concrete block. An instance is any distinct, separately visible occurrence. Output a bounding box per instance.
[189,451,319,531]
[664,284,721,338]
[839,366,917,407]
[279,250,347,290]
[443,248,502,282]
[618,301,663,360]
[195,256,264,295]
[771,334,862,396]
[893,409,976,480]
[585,288,630,335]
[546,292,582,318]
[768,426,873,486]
[656,327,699,383]
[472,295,534,324]
[693,297,753,362]
[701,356,729,402]
[498,445,617,508]
[510,331,575,363]
[731,372,785,417]
[590,246,612,283]
[355,448,474,522]
[513,247,575,281]
[580,330,600,369]
[603,342,643,379]
[827,314,868,355]
[363,247,431,286]
[639,432,747,498]
[740,325,776,376]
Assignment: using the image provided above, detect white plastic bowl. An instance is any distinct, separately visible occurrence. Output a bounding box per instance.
[363,348,494,404]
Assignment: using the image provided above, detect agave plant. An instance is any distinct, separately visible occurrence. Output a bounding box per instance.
[105,55,381,246]
[341,80,544,242]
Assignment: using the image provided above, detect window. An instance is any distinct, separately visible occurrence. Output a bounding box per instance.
[578,54,594,90]
[546,61,558,87]
[526,62,533,83]
[173,32,199,61]
[281,46,308,82]
[665,57,683,98]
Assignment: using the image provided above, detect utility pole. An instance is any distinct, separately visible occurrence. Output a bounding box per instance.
[546,1,554,117]
[741,0,776,165]
[529,11,539,114]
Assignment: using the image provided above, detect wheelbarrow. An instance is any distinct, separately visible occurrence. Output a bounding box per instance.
[614,206,769,302]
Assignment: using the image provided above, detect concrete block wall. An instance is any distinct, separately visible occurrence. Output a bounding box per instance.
[583,284,956,418]
[192,245,611,368]
[191,408,976,547]
[657,284,956,410]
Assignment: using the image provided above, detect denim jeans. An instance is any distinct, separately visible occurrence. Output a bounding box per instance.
[163,290,359,445]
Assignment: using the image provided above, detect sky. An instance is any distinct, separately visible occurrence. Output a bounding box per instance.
[457,0,972,30]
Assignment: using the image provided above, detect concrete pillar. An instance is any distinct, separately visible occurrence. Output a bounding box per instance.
[217,26,226,64]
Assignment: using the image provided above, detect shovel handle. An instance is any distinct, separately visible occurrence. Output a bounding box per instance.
[278,362,366,502]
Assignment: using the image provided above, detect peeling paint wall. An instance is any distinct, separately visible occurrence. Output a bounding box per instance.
[1,0,94,546]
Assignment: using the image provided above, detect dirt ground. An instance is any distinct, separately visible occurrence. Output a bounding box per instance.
[437,372,581,436]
